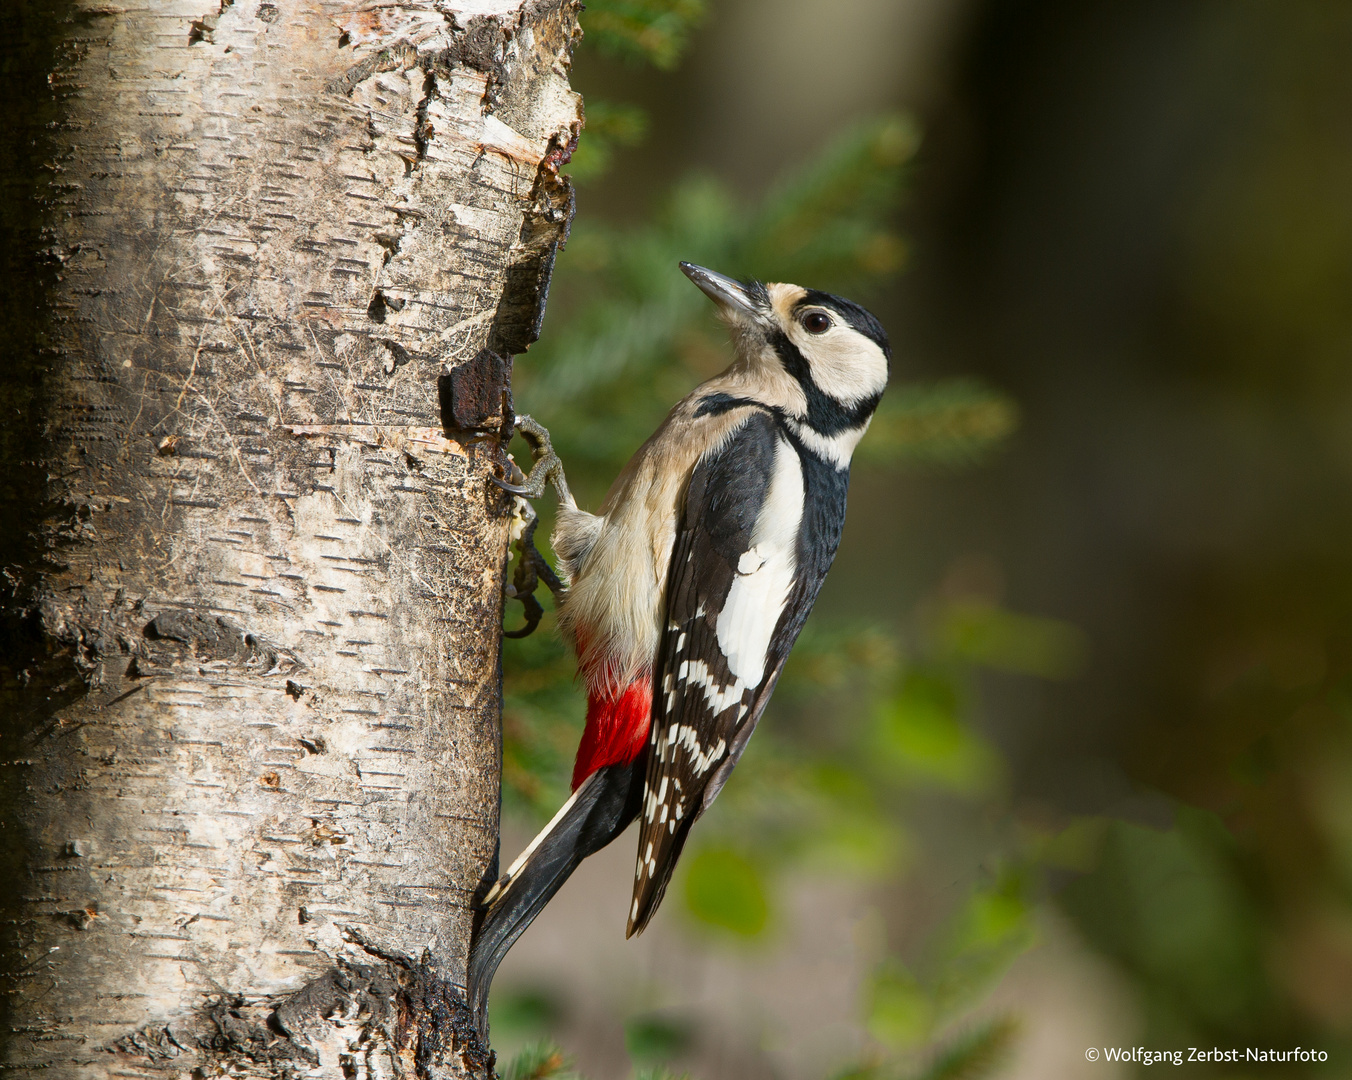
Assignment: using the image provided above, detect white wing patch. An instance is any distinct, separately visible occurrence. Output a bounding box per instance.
[715,438,804,686]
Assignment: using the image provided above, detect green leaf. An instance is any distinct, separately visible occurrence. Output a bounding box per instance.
[872,670,999,793]
[682,846,770,937]
[929,869,1036,1019]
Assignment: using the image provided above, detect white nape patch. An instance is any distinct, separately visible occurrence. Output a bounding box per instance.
[715,438,804,686]
[787,416,872,470]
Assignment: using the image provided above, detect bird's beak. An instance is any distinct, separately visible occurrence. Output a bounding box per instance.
[680,262,759,317]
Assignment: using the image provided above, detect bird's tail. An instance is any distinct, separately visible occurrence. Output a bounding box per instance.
[466,760,643,1041]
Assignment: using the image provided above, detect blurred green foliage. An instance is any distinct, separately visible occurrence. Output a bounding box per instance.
[580,0,707,70]
[855,381,1019,470]
[570,0,705,211]
[502,1038,692,1080]
[624,1014,696,1064]
[1060,809,1270,1038]
[502,1040,584,1080]
[681,847,768,936]
[565,100,649,185]
[492,987,566,1040]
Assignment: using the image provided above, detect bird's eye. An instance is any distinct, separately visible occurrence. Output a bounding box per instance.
[801,311,832,334]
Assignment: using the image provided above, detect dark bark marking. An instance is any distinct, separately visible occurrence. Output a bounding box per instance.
[143,610,305,675]
[486,134,576,356]
[188,0,235,45]
[440,349,511,433]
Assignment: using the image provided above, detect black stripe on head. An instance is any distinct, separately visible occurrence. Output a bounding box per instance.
[768,330,885,436]
[798,289,892,363]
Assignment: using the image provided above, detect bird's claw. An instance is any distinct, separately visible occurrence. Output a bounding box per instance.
[490,475,535,496]
[503,509,567,638]
[491,414,573,506]
[498,416,570,638]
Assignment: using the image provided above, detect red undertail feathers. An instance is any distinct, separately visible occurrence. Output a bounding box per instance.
[572,678,652,790]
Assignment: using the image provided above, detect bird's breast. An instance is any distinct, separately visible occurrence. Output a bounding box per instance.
[555,400,761,692]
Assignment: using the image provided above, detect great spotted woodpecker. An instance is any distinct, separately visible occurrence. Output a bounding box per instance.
[468,263,890,1035]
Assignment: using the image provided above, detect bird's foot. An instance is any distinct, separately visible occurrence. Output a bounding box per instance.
[503,506,566,639]
[491,414,573,507]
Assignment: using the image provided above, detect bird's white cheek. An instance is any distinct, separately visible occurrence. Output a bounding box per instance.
[794,331,889,407]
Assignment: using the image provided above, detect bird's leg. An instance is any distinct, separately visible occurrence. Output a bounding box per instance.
[496,415,570,638]
[491,413,574,507]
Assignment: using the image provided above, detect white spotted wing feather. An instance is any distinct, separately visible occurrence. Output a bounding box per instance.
[628,412,807,935]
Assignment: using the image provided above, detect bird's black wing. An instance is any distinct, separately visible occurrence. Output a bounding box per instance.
[627,413,850,935]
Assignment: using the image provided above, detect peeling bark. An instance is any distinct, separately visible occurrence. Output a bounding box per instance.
[0,0,581,1076]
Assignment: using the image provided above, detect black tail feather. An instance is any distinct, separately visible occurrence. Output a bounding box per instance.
[467,760,643,1041]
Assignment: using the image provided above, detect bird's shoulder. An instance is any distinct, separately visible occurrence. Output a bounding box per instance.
[595,386,775,519]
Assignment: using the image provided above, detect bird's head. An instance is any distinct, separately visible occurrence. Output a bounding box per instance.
[680,262,890,435]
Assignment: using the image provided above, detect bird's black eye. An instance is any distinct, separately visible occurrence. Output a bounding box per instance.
[801,311,832,334]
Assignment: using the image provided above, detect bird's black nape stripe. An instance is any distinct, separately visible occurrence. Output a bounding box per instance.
[768,329,883,436]
[693,392,759,419]
[797,289,892,361]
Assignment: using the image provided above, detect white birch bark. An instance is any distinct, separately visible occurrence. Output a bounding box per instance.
[0,0,581,1076]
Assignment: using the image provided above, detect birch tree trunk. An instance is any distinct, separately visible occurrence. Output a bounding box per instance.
[0,0,580,1076]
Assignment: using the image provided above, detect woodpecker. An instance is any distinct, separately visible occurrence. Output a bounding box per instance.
[468,262,890,1036]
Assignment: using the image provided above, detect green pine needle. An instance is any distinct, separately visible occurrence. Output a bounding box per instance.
[908,1018,1020,1080]
[580,0,708,70]
[503,1040,585,1080]
[570,100,650,183]
[858,380,1020,468]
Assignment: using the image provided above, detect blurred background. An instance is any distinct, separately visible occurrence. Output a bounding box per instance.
[491,1,1352,1077]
